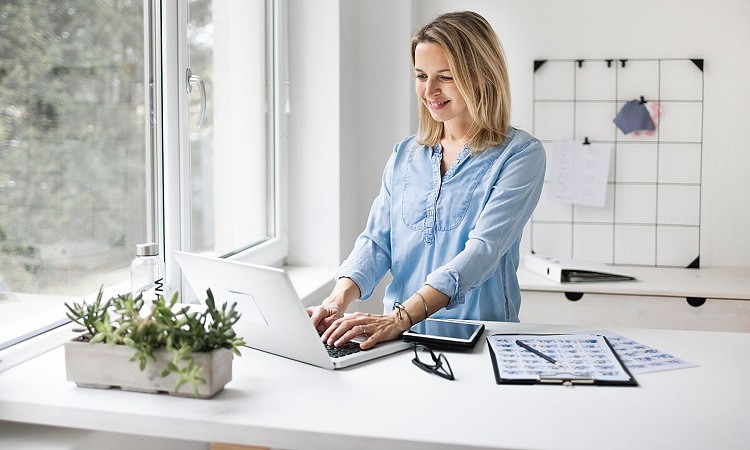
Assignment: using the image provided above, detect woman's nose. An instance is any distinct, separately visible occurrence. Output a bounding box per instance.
[425,79,440,97]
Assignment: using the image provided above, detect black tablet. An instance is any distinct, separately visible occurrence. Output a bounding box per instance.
[402,318,485,349]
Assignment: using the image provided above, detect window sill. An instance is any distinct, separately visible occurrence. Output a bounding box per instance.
[283,264,335,307]
[0,265,335,374]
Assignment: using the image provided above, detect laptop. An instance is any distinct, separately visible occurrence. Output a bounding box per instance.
[174,251,410,369]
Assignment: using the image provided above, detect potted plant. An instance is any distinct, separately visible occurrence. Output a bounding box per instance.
[64,288,245,399]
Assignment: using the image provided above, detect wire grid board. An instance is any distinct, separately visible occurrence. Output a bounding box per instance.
[530,58,704,268]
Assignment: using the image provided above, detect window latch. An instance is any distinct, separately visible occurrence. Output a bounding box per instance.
[186,68,206,128]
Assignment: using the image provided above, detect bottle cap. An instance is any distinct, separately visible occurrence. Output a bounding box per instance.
[136,243,159,257]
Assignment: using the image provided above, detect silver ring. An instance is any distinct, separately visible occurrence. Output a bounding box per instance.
[359,325,366,336]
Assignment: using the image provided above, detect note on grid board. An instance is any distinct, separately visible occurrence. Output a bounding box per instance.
[547,140,612,208]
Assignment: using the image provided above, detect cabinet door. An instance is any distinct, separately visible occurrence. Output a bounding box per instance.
[519,291,750,333]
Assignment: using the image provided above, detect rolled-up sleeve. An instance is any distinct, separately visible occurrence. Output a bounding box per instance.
[425,138,546,308]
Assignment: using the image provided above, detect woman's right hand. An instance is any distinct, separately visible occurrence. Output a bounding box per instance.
[306,303,344,333]
[307,277,361,333]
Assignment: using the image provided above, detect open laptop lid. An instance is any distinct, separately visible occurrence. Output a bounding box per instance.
[174,251,336,369]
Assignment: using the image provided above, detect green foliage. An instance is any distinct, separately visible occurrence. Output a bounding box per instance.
[65,288,245,396]
[64,285,110,335]
[0,0,147,292]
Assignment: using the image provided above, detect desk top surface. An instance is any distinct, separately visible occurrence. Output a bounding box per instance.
[1,322,749,450]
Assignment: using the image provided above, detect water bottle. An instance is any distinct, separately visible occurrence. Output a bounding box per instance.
[130,243,165,308]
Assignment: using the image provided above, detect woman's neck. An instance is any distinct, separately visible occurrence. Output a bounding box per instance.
[442,121,470,145]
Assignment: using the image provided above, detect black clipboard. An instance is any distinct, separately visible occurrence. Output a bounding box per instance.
[561,269,636,283]
[487,333,638,387]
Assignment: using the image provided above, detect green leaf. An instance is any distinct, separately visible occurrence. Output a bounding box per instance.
[62,286,243,397]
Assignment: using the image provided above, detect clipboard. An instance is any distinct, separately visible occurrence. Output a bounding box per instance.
[487,334,638,387]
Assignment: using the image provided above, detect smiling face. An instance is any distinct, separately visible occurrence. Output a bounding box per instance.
[414,42,471,131]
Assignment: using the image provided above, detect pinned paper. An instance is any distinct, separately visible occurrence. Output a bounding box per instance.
[547,140,612,207]
[633,102,661,136]
[614,99,655,134]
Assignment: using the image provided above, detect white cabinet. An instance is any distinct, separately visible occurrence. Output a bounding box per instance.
[519,290,750,333]
[517,266,750,333]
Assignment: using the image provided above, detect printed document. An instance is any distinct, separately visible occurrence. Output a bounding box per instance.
[489,334,631,382]
[548,140,612,207]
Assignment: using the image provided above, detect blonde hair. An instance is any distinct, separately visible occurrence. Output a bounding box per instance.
[411,11,511,152]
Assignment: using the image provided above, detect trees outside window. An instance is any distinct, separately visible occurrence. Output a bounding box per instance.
[0,0,146,296]
[0,0,282,306]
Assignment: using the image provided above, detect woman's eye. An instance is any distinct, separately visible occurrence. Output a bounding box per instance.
[415,74,427,80]
[440,76,454,82]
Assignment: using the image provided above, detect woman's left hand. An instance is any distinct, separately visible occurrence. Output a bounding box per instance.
[320,311,405,350]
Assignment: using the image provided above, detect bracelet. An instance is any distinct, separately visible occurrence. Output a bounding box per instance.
[415,292,429,320]
[392,302,414,328]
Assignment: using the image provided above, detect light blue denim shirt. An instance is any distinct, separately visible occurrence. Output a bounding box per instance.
[336,127,546,322]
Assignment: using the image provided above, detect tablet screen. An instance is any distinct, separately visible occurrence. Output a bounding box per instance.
[406,319,483,342]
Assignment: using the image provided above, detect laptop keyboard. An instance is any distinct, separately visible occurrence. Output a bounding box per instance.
[321,336,362,358]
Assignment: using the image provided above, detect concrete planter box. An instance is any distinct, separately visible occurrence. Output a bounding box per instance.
[64,339,233,399]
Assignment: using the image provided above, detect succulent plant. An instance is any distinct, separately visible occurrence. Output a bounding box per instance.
[65,288,245,395]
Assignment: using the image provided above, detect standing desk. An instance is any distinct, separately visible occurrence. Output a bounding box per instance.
[1,321,749,450]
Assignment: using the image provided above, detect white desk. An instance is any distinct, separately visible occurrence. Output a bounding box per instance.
[1,322,749,449]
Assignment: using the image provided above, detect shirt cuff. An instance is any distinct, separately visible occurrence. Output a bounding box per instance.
[425,267,464,309]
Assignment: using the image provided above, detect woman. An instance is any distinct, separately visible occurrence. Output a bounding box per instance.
[308,11,546,350]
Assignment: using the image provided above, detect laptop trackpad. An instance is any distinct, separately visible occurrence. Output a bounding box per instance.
[227,290,268,327]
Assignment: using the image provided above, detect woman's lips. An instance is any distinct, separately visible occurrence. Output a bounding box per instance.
[427,99,449,110]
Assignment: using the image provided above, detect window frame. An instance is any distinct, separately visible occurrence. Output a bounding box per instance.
[160,0,289,301]
[0,0,288,357]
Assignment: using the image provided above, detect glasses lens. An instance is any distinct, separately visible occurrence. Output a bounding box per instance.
[413,345,438,368]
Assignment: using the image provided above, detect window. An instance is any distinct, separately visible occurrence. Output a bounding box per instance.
[182,0,283,260]
[0,1,147,303]
[0,0,284,326]
[167,0,287,301]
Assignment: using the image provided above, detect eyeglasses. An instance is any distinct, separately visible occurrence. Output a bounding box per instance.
[411,343,454,380]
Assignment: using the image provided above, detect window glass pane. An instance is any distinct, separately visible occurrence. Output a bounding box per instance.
[0,1,147,305]
[187,0,273,256]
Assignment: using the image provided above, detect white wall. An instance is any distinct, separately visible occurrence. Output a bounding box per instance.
[287,0,412,311]
[287,0,750,300]
[339,0,414,255]
[286,0,341,269]
[411,0,750,268]
[287,1,412,270]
